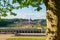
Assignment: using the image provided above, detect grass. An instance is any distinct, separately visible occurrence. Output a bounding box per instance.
[7,38,46,40]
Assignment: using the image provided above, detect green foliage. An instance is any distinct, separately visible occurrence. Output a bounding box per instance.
[0,0,20,17]
[0,0,43,17]
[17,0,43,11]
[1,13,7,17]
[10,12,16,16]
[0,19,14,27]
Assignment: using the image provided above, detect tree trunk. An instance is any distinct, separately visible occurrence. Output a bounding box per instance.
[44,0,60,40]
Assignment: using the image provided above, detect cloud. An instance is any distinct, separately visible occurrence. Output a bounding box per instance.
[1,12,46,19]
[1,4,46,19]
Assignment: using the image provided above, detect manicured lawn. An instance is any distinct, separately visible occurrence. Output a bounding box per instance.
[7,38,46,40]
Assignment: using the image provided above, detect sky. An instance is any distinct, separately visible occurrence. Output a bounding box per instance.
[2,2,46,19]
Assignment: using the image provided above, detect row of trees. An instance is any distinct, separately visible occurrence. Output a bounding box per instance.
[0,19,46,27]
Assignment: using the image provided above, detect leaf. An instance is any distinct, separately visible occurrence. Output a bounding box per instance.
[36,7,42,11]
[16,6,20,9]
[17,0,22,4]
[1,12,7,17]
[10,12,17,16]
[4,0,6,2]
[13,0,17,4]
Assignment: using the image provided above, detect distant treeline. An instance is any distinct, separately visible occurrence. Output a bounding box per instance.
[0,19,46,27]
[0,19,14,27]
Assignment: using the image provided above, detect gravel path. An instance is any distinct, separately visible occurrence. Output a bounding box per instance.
[0,34,14,40]
[0,34,45,40]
